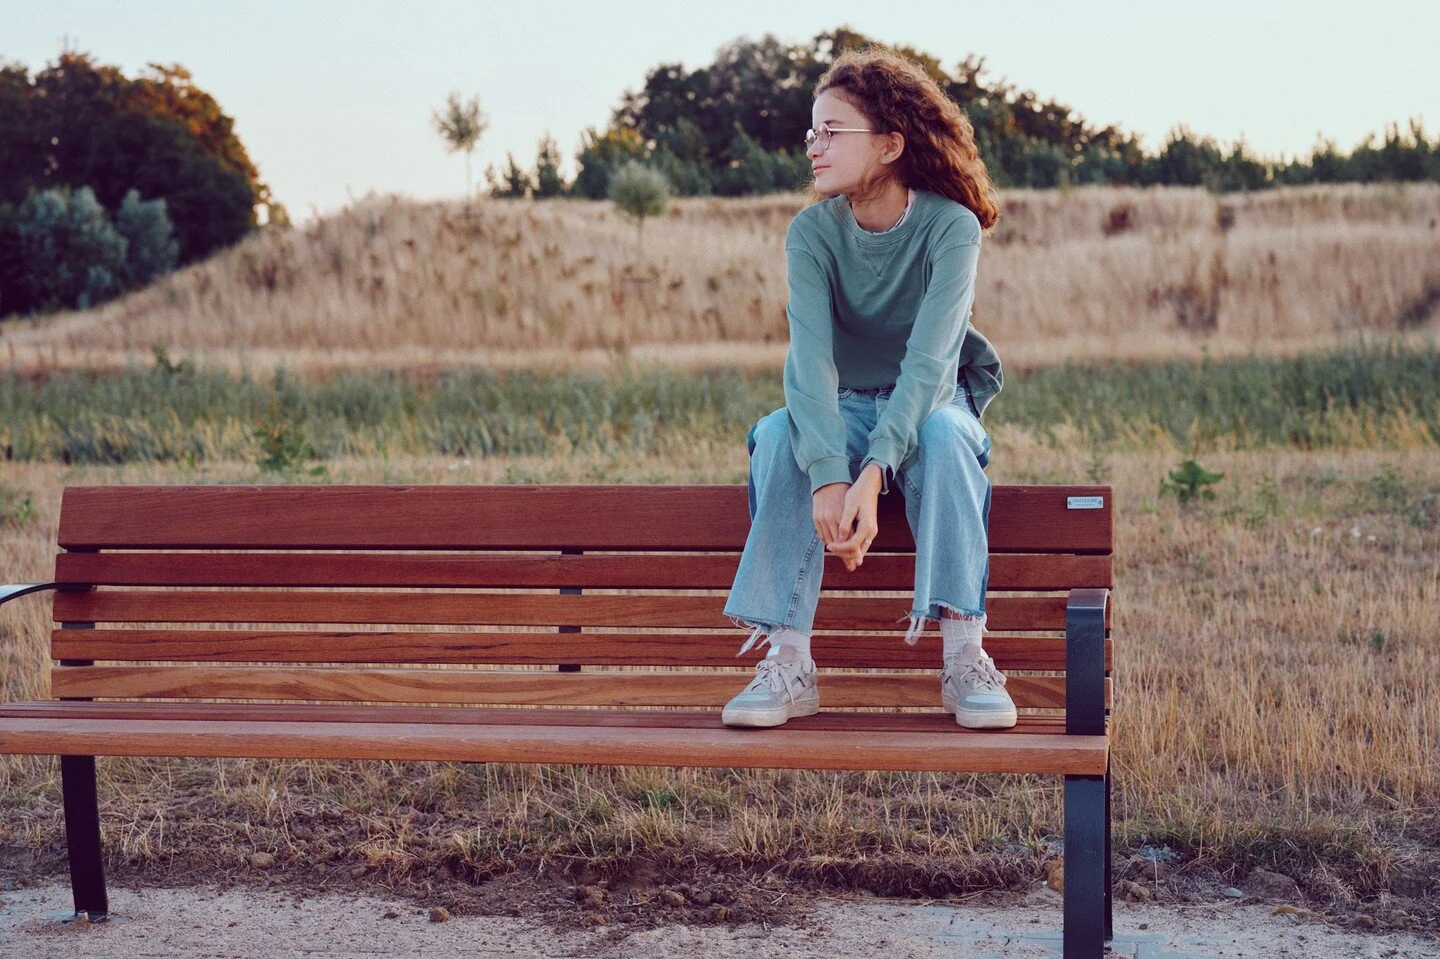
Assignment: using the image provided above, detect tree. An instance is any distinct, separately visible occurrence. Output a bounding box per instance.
[0,51,268,264]
[534,132,566,198]
[431,91,489,205]
[571,125,647,199]
[495,152,533,199]
[592,29,1434,194]
[608,161,670,254]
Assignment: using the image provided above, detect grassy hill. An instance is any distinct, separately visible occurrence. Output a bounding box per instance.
[1,183,1437,378]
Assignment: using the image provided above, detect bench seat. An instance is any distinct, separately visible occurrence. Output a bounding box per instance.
[0,702,1108,773]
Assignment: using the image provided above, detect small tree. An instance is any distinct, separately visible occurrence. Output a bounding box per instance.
[431,91,489,205]
[114,188,179,288]
[608,161,670,254]
[500,152,533,199]
[534,132,566,198]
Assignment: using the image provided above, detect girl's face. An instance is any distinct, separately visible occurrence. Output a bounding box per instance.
[806,89,902,199]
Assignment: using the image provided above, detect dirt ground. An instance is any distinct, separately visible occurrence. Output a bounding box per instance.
[2,880,1437,959]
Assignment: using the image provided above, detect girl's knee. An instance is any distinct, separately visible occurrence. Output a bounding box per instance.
[917,406,988,463]
[751,408,791,456]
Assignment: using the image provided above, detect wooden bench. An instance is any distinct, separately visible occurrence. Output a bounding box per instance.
[0,483,1114,956]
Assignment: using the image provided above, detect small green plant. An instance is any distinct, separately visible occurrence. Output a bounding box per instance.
[640,786,679,810]
[151,343,194,377]
[252,395,326,477]
[1244,470,1285,526]
[1350,462,1439,529]
[1159,458,1225,503]
[1366,462,1407,507]
[582,795,614,824]
[0,484,38,528]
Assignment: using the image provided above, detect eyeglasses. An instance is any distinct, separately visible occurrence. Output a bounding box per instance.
[804,122,875,151]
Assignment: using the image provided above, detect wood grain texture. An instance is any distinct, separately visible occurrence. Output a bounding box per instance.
[48,666,1110,709]
[53,551,1114,592]
[0,716,1108,773]
[14,483,1120,777]
[0,700,1107,735]
[52,591,1109,632]
[57,484,1113,554]
[49,629,1114,671]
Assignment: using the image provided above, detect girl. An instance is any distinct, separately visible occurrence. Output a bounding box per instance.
[720,47,1011,730]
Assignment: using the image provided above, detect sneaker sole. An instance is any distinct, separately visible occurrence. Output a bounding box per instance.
[943,694,1018,729]
[953,705,1018,729]
[721,697,820,728]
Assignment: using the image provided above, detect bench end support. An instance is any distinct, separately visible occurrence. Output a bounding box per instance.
[60,755,108,922]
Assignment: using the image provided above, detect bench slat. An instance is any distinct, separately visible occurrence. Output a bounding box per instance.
[57,485,1113,554]
[52,591,1110,632]
[0,700,1101,735]
[0,716,1108,773]
[53,552,1114,592]
[50,630,1114,671]
[49,665,1109,709]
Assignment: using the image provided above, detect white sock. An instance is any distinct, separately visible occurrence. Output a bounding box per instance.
[764,626,812,661]
[940,613,985,659]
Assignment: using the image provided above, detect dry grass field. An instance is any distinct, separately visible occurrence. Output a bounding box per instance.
[2,439,1436,924]
[1,183,1437,930]
[1,182,1438,377]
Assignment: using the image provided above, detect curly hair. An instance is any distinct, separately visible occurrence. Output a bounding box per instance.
[804,46,1000,232]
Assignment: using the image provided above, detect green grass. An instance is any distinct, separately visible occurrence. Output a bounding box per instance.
[1,334,1436,465]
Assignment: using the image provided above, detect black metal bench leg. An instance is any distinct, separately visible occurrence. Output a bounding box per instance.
[60,755,108,921]
[1064,773,1105,959]
[1104,756,1113,942]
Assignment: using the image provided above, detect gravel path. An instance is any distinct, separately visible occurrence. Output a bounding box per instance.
[1,881,1436,958]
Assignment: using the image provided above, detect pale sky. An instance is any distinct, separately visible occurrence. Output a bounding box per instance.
[4,1,1436,222]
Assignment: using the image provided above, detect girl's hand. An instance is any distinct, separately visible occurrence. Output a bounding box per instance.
[812,483,849,546]
[816,465,883,572]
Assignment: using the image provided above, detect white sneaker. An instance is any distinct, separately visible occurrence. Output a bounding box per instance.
[721,648,820,728]
[940,643,1018,729]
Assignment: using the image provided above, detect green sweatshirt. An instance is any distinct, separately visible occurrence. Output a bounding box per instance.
[783,187,1003,496]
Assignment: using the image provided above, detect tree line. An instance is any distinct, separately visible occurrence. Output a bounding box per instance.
[483,28,1440,200]
[0,51,280,318]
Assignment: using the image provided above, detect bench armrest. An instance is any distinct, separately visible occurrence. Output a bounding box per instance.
[1065,587,1109,736]
[0,582,67,608]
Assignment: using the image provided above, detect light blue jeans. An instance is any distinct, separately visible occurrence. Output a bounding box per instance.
[723,380,993,651]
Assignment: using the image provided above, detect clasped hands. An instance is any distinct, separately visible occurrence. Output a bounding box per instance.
[813,463,884,573]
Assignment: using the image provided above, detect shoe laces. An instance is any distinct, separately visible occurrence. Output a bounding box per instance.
[746,658,787,695]
[943,652,1007,693]
[745,657,810,697]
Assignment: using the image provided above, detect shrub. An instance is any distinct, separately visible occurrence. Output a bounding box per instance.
[114,188,179,287]
[10,185,128,312]
[1159,458,1225,503]
[0,184,179,317]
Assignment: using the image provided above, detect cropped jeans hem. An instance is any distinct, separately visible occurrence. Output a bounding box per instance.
[724,378,993,657]
[901,600,987,646]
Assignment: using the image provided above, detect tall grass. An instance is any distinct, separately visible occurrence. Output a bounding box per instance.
[2,337,1436,466]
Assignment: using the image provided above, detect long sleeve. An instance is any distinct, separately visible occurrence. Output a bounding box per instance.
[782,239,853,494]
[859,240,981,495]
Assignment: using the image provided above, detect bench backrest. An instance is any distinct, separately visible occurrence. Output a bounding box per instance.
[48,485,1113,715]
